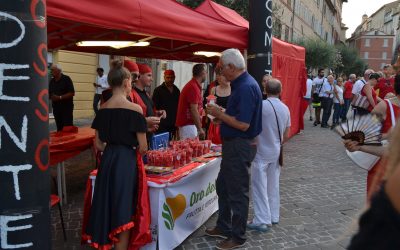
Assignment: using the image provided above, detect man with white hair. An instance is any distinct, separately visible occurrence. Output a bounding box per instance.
[248,78,290,232]
[352,69,374,115]
[206,49,262,249]
[49,64,75,131]
[320,75,335,128]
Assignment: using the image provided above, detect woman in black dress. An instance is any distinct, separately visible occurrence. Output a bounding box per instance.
[84,60,148,250]
[207,72,230,144]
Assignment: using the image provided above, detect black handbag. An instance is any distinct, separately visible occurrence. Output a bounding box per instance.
[267,99,284,166]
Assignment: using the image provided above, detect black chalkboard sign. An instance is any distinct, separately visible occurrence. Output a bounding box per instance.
[0,1,51,249]
[248,0,273,84]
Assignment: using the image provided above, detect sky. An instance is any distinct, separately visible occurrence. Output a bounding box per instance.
[342,0,396,38]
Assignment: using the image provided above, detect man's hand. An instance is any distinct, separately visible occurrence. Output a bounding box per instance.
[340,100,344,105]
[212,118,222,124]
[157,110,167,119]
[206,104,223,119]
[146,116,161,132]
[343,139,361,152]
[198,128,205,140]
[51,95,60,102]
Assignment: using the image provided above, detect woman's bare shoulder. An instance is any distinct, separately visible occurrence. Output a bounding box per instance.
[124,102,143,115]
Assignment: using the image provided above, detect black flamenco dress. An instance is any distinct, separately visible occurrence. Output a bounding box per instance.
[84,108,147,248]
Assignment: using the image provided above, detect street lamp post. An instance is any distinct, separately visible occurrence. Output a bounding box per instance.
[0,1,51,249]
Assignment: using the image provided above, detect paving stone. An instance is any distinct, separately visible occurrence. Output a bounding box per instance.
[195,242,209,248]
[267,243,285,249]
[246,247,262,250]
[287,245,320,250]
[293,240,307,246]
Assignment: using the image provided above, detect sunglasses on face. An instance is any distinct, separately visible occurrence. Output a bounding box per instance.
[131,73,140,80]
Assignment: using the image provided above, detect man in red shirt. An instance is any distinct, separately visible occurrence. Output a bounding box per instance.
[375,64,395,99]
[342,74,356,121]
[176,64,206,139]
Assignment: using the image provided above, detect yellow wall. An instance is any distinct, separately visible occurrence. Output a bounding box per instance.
[54,50,97,119]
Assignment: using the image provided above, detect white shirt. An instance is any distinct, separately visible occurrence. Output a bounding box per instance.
[255,97,291,161]
[352,79,366,95]
[95,75,109,94]
[304,78,313,99]
[333,84,344,103]
[320,81,334,98]
[312,77,325,95]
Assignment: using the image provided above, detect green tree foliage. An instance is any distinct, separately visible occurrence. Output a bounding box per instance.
[180,0,248,19]
[335,45,367,77]
[295,38,337,70]
[295,39,366,77]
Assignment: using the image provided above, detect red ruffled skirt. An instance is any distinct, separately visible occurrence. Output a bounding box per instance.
[81,146,151,250]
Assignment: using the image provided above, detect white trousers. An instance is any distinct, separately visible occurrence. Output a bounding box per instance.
[251,158,281,225]
[178,125,198,140]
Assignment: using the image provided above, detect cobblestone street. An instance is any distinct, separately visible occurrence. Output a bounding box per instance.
[51,116,366,250]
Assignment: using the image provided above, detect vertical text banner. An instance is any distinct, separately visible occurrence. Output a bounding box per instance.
[0,1,51,249]
[248,0,273,86]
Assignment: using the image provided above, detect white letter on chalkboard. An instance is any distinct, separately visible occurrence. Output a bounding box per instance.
[0,165,32,200]
[0,214,33,249]
[0,12,25,49]
[0,116,28,152]
[0,64,30,102]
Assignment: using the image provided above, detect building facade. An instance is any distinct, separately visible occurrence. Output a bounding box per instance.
[347,1,399,71]
[349,31,394,71]
[273,0,347,44]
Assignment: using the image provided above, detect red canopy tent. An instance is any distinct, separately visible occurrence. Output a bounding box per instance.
[47,0,306,134]
[47,0,247,62]
[196,0,307,136]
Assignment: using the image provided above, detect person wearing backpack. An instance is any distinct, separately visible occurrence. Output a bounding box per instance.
[311,69,326,126]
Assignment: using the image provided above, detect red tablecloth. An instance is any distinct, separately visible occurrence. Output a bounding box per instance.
[146,160,214,185]
[50,127,95,165]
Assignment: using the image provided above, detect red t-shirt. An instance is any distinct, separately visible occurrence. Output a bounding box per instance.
[382,99,400,133]
[343,81,353,99]
[374,77,395,99]
[361,85,377,112]
[175,78,203,127]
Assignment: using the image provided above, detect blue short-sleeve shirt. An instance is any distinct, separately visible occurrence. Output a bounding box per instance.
[220,72,262,138]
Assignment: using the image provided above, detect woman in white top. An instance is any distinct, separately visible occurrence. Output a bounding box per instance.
[332,77,344,128]
[304,75,313,121]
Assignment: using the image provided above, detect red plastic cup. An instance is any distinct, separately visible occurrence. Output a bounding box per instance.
[164,151,173,166]
[180,150,187,165]
[186,148,193,163]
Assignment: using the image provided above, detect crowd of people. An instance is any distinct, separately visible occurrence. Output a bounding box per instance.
[304,64,400,248]
[305,64,396,129]
[48,51,400,249]
[50,49,287,250]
